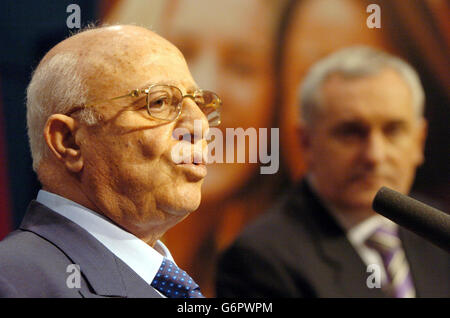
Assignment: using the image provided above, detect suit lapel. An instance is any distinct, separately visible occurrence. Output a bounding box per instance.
[77,256,163,298]
[114,256,163,298]
[317,228,386,297]
[291,182,386,297]
[20,201,162,298]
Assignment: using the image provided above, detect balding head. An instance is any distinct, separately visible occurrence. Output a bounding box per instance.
[27,24,211,244]
[27,25,187,172]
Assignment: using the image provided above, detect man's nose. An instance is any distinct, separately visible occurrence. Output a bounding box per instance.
[363,130,387,165]
[174,98,209,143]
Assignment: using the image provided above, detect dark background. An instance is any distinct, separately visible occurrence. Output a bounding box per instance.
[0,0,98,229]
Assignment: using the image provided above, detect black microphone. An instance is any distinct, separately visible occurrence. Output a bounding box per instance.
[372,187,450,253]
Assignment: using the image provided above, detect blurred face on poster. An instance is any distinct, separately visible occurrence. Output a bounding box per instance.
[161,0,277,202]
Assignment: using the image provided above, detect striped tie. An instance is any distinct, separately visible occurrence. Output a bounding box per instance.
[365,226,415,298]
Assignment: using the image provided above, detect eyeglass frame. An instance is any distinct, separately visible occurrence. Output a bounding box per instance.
[65,84,222,126]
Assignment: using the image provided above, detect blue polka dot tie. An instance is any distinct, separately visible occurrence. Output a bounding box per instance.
[151,258,204,298]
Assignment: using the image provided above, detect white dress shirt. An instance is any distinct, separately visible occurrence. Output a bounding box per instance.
[36,190,175,297]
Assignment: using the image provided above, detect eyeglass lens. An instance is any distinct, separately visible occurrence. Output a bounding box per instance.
[146,85,221,126]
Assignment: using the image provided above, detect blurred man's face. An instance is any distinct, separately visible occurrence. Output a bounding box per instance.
[162,0,275,201]
[303,68,426,211]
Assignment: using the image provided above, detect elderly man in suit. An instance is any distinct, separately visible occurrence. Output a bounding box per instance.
[0,25,221,297]
[216,46,449,298]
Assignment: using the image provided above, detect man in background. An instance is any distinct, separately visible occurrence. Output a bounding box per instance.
[0,24,221,297]
[216,46,449,297]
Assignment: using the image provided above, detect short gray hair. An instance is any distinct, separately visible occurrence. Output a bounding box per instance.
[299,46,425,126]
[26,52,98,172]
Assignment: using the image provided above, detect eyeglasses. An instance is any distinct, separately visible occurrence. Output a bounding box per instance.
[66,84,222,127]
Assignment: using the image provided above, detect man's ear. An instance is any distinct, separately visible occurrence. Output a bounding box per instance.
[297,121,315,170]
[44,114,83,173]
[415,117,428,166]
[297,122,311,151]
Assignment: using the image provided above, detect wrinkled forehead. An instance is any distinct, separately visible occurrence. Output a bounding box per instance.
[86,39,192,96]
[44,26,194,99]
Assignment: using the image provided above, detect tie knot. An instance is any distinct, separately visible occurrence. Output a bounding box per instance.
[365,225,401,255]
[151,258,204,298]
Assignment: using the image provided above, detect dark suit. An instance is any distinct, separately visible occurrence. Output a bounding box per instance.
[0,201,162,297]
[216,181,450,297]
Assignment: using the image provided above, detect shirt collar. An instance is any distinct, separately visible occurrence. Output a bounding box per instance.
[36,190,174,285]
[347,214,397,246]
[323,196,398,247]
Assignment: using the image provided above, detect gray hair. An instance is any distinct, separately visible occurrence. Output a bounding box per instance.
[299,46,425,126]
[26,52,98,172]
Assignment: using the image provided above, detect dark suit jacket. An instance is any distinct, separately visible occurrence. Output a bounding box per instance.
[216,181,450,297]
[0,201,162,298]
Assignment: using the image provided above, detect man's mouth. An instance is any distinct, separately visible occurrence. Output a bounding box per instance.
[174,148,208,181]
[177,162,207,181]
[350,173,392,188]
[192,151,205,165]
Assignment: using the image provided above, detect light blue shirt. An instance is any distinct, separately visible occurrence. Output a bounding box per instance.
[36,190,175,296]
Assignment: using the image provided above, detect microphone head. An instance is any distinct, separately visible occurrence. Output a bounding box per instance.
[372,186,450,252]
[372,186,405,216]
